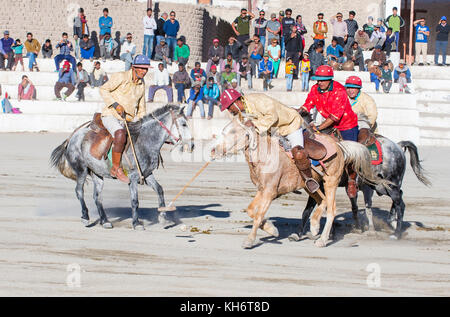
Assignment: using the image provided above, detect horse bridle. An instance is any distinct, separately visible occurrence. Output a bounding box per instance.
[151,110,183,145]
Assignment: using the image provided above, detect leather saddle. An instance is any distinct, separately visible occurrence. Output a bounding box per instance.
[86,113,113,160]
[280,130,337,162]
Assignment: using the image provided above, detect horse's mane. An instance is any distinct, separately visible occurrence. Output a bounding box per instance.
[128,104,181,135]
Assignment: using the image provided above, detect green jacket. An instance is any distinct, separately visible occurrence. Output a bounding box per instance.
[174,44,190,61]
[385,15,405,33]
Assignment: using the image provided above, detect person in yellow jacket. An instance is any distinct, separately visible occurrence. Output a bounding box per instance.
[219,89,320,193]
[344,76,378,145]
[99,55,151,183]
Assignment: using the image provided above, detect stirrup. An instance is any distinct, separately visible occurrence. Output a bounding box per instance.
[305,178,320,193]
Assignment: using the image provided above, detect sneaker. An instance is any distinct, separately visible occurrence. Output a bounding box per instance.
[62,94,68,101]
[55,97,62,101]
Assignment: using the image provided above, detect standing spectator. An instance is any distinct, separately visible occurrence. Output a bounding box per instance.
[148,63,173,103]
[186,82,205,119]
[285,26,303,79]
[381,62,393,93]
[90,61,108,87]
[345,11,358,47]
[346,41,365,71]
[370,25,386,48]
[267,13,281,48]
[164,11,180,60]
[203,77,220,119]
[313,13,328,46]
[281,9,296,56]
[247,35,264,81]
[12,39,24,71]
[54,32,77,71]
[330,13,348,48]
[174,38,190,65]
[224,37,242,61]
[384,7,405,52]
[25,33,40,71]
[190,62,207,86]
[220,64,237,91]
[363,16,375,38]
[154,39,170,68]
[232,8,255,58]
[18,75,36,101]
[295,15,308,52]
[300,52,311,92]
[258,53,273,91]
[237,55,252,89]
[278,11,285,58]
[435,16,450,66]
[383,28,396,57]
[120,33,136,71]
[220,53,239,73]
[75,62,89,101]
[285,57,295,91]
[326,38,346,63]
[173,63,191,103]
[99,8,113,41]
[394,60,412,93]
[0,31,14,71]
[310,42,326,74]
[413,18,430,65]
[207,64,221,86]
[73,8,89,38]
[99,32,118,61]
[267,38,281,78]
[79,35,95,61]
[155,12,168,46]
[369,61,381,93]
[254,10,268,48]
[206,38,224,73]
[54,61,76,101]
[371,45,386,65]
[143,8,157,59]
[41,39,53,59]
[355,29,373,50]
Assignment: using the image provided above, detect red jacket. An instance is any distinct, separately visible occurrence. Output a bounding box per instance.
[302,81,358,131]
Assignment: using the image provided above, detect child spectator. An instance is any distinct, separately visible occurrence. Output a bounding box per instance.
[90,61,108,87]
[18,75,36,101]
[54,61,76,101]
[202,77,220,119]
[285,57,295,91]
[41,39,53,59]
[383,28,396,57]
[173,63,191,103]
[230,78,242,94]
[369,61,381,93]
[12,39,24,71]
[207,64,221,86]
[300,52,311,91]
[75,62,90,102]
[381,62,392,93]
[190,62,207,87]
[258,53,273,91]
[394,60,412,93]
[186,82,205,119]
[220,64,237,91]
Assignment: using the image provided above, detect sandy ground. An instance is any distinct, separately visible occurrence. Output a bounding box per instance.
[0,132,449,297]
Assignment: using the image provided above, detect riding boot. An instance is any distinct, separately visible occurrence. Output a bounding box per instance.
[110,129,130,184]
[292,146,320,193]
[346,165,358,198]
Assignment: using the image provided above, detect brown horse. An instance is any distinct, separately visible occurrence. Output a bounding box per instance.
[211,117,390,248]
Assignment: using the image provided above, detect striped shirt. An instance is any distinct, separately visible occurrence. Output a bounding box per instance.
[345,19,359,37]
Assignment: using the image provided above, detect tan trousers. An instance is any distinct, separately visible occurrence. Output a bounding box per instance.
[415,42,428,64]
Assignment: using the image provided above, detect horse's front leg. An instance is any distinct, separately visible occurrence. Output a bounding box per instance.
[315,184,337,248]
[146,174,175,226]
[92,173,113,229]
[362,185,375,232]
[129,180,144,230]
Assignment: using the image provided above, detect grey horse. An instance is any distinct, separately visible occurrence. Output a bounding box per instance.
[296,136,431,240]
[50,105,194,230]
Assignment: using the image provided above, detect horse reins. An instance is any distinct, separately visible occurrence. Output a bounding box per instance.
[151,110,182,144]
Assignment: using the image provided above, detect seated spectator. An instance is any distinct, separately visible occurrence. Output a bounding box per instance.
[41,39,53,59]
[310,42,326,74]
[148,63,173,103]
[75,62,90,101]
[12,39,24,71]
[206,38,224,73]
[224,36,242,61]
[383,28,396,57]
[370,25,386,49]
[0,30,15,71]
[220,53,239,73]
[267,38,281,78]
[230,78,242,94]
[258,53,273,91]
[186,82,204,119]
[54,32,77,71]
[394,60,412,93]
[90,61,108,87]
[154,39,170,68]
[174,38,190,65]
[120,33,136,71]
[202,77,220,119]
[285,57,296,91]
[371,45,386,65]
[190,62,207,87]
[25,33,40,71]
[326,38,346,63]
[369,61,381,93]
[207,64,221,86]
[355,29,373,50]
[363,16,375,38]
[247,34,264,81]
[381,62,392,93]
[237,55,252,89]
[99,32,118,61]
[18,75,36,101]
[346,41,365,71]
[79,35,95,61]
[54,61,76,101]
[376,18,386,33]
[220,64,237,91]
[173,63,191,103]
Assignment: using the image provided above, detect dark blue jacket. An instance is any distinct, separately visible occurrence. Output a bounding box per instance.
[163,20,180,37]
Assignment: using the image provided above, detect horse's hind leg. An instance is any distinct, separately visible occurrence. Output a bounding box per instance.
[362,185,375,232]
[75,171,90,226]
[350,195,361,230]
[309,192,325,238]
[129,180,144,230]
[390,188,405,240]
[91,173,112,229]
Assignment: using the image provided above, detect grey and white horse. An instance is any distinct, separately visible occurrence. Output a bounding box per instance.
[51,105,194,230]
[297,136,431,240]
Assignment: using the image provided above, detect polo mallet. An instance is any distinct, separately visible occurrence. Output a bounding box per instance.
[123,119,145,185]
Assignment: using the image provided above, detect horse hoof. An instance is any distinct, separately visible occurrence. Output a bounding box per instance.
[288,233,301,242]
[262,221,279,237]
[242,238,255,249]
[158,206,176,212]
[389,234,399,240]
[315,239,327,248]
[102,222,113,229]
[133,224,145,231]
[81,218,90,227]
[306,232,321,240]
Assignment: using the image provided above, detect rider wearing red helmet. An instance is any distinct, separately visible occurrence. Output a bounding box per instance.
[220,89,320,193]
[344,76,378,145]
[300,65,359,197]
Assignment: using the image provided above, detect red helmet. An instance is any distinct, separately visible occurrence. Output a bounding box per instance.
[220,89,242,112]
[345,76,363,89]
[312,65,334,80]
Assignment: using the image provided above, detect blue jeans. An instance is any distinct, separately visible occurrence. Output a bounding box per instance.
[121,52,134,71]
[435,40,448,64]
[80,47,94,59]
[175,83,187,102]
[54,54,77,71]
[237,72,252,88]
[394,32,400,51]
[301,72,309,91]
[203,96,219,117]
[340,126,359,142]
[156,35,165,46]
[372,77,380,91]
[286,74,293,91]
[187,100,205,118]
[26,52,37,70]
[259,36,266,49]
[143,35,155,59]
[280,36,285,58]
[166,36,177,59]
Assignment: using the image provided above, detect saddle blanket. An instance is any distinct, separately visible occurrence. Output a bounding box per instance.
[367,139,383,165]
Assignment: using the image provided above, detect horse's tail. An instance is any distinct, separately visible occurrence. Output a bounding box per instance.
[398,141,431,186]
[50,139,77,181]
[338,141,392,189]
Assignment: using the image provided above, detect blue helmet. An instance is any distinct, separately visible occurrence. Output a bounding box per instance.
[132,54,151,68]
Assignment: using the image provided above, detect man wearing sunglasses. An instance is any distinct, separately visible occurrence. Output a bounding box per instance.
[253,10,268,48]
[331,13,348,48]
[163,11,180,60]
[281,9,295,57]
[232,8,255,58]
